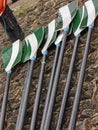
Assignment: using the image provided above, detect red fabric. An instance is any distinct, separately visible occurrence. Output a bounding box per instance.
[0,0,7,16]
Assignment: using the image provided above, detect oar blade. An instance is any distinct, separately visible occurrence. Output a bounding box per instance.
[22,27,44,63]
[2,40,22,73]
[41,20,57,54]
[80,0,98,28]
[73,5,85,36]
[56,0,78,31]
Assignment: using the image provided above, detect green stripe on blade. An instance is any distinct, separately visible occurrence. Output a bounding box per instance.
[55,14,63,31]
[22,40,31,63]
[73,6,84,35]
[2,44,12,68]
[68,0,78,18]
[34,27,44,45]
[92,0,98,15]
[80,5,88,28]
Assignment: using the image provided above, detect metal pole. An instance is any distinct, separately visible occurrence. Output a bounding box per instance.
[56,36,80,130]
[68,26,93,130]
[15,59,35,130]
[40,44,60,130]
[44,30,68,130]
[30,54,47,130]
[0,73,11,130]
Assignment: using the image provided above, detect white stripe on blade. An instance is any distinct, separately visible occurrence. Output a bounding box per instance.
[25,34,38,59]
[59,5,71,30]
[42,19,55,54]
[55,33,63,45]
[74,6,85,36]
[5,40,20,72]
[85,0,96,26]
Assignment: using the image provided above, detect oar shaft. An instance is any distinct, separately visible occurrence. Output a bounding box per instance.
[30,54,47,130]
[68,27,93,130]
[15,60,35,130]
[44,30,68,130]
[15,61,30,129]
[0,73,11,130]
[56,36,80,130]
[40,44,60,130]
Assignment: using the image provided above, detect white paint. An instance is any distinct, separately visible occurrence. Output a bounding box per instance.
[55,32,63,45]
[5,40,20,72]
[59,5,72,30]
[74,6,85,36]
[42,19,56,54]
[85,0,96,26]
[25,34,39,59]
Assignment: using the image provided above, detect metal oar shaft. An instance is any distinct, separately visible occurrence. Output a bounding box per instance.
[44,30,68,130]
[0,73,11,130]
[15,60,35,130]
[56,36,80,130]
[40,45,60,130]
[30,54,47,130]
[68,27,93,130]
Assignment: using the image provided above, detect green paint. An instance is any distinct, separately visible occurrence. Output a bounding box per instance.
[55,14,63,31]
[34,27,44,45]
[80,5,88,28]
[68,0,78,18]
[2,44,12,68]
[43,26,48,44]
[22,40,31,63]
[13,43,22,67]
[73,6,83,34]
[92,0,98,15]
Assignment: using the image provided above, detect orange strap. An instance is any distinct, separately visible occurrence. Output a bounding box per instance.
[0,0,7,16]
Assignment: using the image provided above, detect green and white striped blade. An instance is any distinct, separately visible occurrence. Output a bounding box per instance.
[22,27,44,63]
[42,20,57,54]
[56,0,78,31]
[73,5,85,36]
[80,0,98,28]
[2,40,22,72]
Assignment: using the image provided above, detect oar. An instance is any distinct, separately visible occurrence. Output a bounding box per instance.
[68,0,98,130]
[15,27,44,130]
[0,40,22,130]
[56,36,80,130]
[29,20,57,130]
[40,32,63,130]
[68,25,93,130]
[43,1,78,130]
[56,4,88,130]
